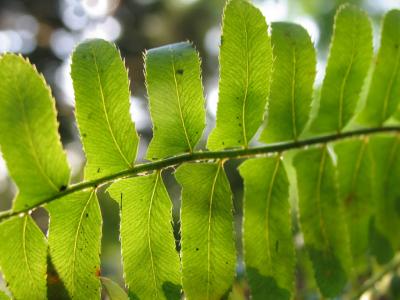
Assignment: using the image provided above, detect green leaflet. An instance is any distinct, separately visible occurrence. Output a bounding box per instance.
[293,147,351,297]
[239,156,295,300]
[47,190,102,299]
[145,42,206,160]
[100,277,129,300]
[260,22,316,143]
[311,4,373,133]
[71,39,139,179]
[0,291,10,300]
[360,10,400,125]
[0,54,70,211]
[175,163,236,300]
[207,0,272,150]
[334,138,373,273]
[369,135,400,262]
[107,173,181,299]
[0,216,47,300]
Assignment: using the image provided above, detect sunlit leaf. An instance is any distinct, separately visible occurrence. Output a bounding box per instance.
[0,216,47,300]
[145,42,206,160]
[0,54,70,211]
[239,156,295,300]
[108,173,181,299]
[47,190,102,299]
[260,22,316,143]
[207,0,272,150]
[175,163,236,300]
[71,39,139,179]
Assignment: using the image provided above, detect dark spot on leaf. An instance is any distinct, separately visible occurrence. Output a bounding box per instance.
[162,281,181,299]
[247,267,291,300]
[59,185,67,192]
[275,240,279,252]
[238,123,242,127]
[395,44,399,49]
[152,157,158,160]
[82,133,87,138]
[97,168,101,173]
[222,141,225,145]
[85,213,89,218]
[345,194,354,207]
[238,140,241,143]
[196,247,199,251]
[176,69,184,75]
[220,35,224,45]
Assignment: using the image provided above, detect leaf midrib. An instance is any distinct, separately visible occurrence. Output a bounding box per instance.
[90,46,132,169]
[290,46,298,140]
[147,173,160,298]
[170,46,193,153]
[22,216,36,291]
[206,163,222,299]
[70,189,95,297]
[238,8,250,148]
[380,45,400,124]
[315,148,330,250]
[264,157,281,266]
[338,14,358,131]
[14,79,59,192]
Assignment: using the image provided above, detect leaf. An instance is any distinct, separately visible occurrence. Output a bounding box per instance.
[311,4,373,133]
[239,156,295,300]
[0,215,47,300]
[145,42,206,160]
[0,291,10,300]
[71,39,139,179]
[260,22,316,143]
[293,147,351,297]
[359,10,400,125]
[107,173,181,299]
[369,135,400,261]
[207,0,272,150]
[47,190,102,299]
[334,138,373,273]
[100,277,129,300]
[0,54,70,211]
[175,163,236,300]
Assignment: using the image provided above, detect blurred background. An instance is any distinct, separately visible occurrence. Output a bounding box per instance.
[0,0,400,299]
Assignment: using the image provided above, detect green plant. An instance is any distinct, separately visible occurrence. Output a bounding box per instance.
[0,0,399,299]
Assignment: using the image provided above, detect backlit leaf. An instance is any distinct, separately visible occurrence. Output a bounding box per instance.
[260,22,316,143]
[100,277,129,300]
[108,173,181,299]
[360,10,400,125]
[293,147,351,297]
[311,4,373,133]
[145,42,206,160]
[207,0,272,150]
[239,156,295,300]
[334,138,373,273]
[47,190,102,299]
[71,39,139,179]
[0,54,70,211]
[0,216,47,300]
[175,163,236,300]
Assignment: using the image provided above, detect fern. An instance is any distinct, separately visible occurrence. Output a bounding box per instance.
[0,0,400,299]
